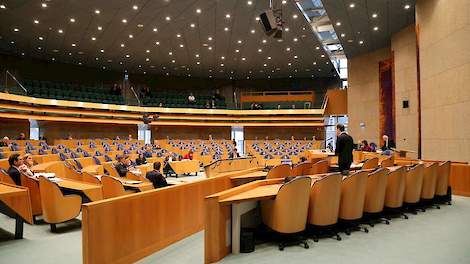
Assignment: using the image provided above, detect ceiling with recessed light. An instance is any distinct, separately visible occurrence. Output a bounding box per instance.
[0,0,341,80]
[318,0,416,58]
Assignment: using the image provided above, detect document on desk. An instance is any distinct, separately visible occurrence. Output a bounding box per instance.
[123,180,143,184]
[35,172,56,178]
[49,177,63,183]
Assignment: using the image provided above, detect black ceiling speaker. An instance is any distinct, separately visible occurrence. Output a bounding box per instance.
[259,10,277,34]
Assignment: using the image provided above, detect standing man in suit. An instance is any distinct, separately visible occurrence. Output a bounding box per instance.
[335,123,354,174]
[146,162,168,188]
[7,154,23,185]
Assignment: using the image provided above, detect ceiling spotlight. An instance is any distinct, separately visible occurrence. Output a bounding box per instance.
[258,49,262,52]
[255,17,260,21]
[220,63,224,67]
[285,27,290,32]
[225,14,231,18]
[293,38,298,42]
[286,47,291,51]
[208,36,213,41]
[293,14,298,19]
[190,23,195,28]
[34,20,39,24]
[13,28,19,32]
[340,33,346,37]
[372,13,378,18]
[180,44,184,48]
[373,26,379,31]
[315,46,320,50]
[313,62,317,65]
[359,40,364,45]
[288,62,292,66]
[251,29,255,34]
[133,5,138,10]
[125,54,130,58]
[122,19,127,23]
[262,39,267,43]
[146,49,150,53]
[176,33,181,38]
[248,1,253,5]
[155,41,160,45]
[336,22,341,26]
[70,18,76,23]
[128,34,133,38]
[241,57,246,61]
[237,40,242,44]
[294,55,298,59]
[39,36,44,40]
[404,4,411,9]
[282,0,287,4]
[120,43,125,47]
[137,24,144,28]
[171,60,175,63]
[321,54,325,57]
[169,51,173,55]
[153,28,158,32]
[349,3,355,8]
[100,49,104,53]
[208,46,213,50]
[196,8,201,14]
[263,63,267,67]
[97,26,102,30]
[221,56,225,60]
[0,4,6,9]
[267,56,271,60]
[196,61,200,65]
[58,29,63,34]
[95,9,100,14]
[195,54,200,57]
[72,43,76,47]
[41,3,48,8]
[235,49,239,53]
[146,58,150,61]
[224,27,229,31]
[165,16,171,21]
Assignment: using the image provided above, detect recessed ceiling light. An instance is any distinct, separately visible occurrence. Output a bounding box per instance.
[146,58,150,61]
[172,60,175,63]
[224,27,229,31]
[122,19,127,23]
[37,47,42,50]
[165,16,171,21]
[179,44,184,48]
[95,9,100,14]
[208,36,213,41]
[282,0,287,4]
[258,49,262,52]
[263,63,267,67]
[251,29,255,34]
[336,22,341,26]
[293,14,298,19]
[373,26,379,31]
[196,8,201,14]
[58,29,63,34]
[129,34,133,38]
[70,18,76,23]
[0,4,6,9]
[195,54,199,58]
[313,62,317,65]
[404,4,411,9]
[255,17,260,21]
[137,24,144,28]
[39,36,44,40]
[286,47,291,51]
[196,61,200,65]
[288,62,292,66]
[169,52,173,55]
[247,1,253,5]
[349,3,355,8]
[237,40,242,44]
[359,40,364,45]
[190,23,195,28]
[97,26,102,30]
[120,43,125,47]
[34,20,39,24]
[267,56,271,60]
[315,46,320,50]
[41,3,47,8]
[72,43,76,47]
[221,56,225,60]
[242,57,246,61]
[208,46,213,50]
[133,5,138,10]
[340,33,346,37]
[100,49,104,53]
[235,49,239,53]
[372,13,378,18]
[262,39,267,43]
[293,38,298,42]
[155,41,160,45]
[225,14,231,18]
[125,54,130,58]
[13,28,19,32]
[176,34,181,38]
[146,49,150,53]
[321,54,325,57]
[294,55,298,59]
[153,28,158,32]
[220,63,224,67]
[285,27,290,31]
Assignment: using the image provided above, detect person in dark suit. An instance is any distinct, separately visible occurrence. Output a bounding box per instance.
[146,161,168,188]
[135,153,147,165]
[335,123,354,174]
[7,154,23,185]
[380,135,396,151]
[114,155,128,177]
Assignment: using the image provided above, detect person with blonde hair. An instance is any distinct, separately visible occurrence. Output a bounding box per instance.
[19,153,35,178]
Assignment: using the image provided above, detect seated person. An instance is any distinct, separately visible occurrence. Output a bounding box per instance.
[0,136,8,147]
[7,154,23,185]
[135,153,147,165]
[127,134,133,140]
[146,162,168,189]
[228,148,240,159]
[360,140,372,152]
[18,153,35,178]
[380,135,396,151]
[187,93,196,104]
[114,155,128,177]
[143,146,153,158]
[162,155,175,176]
[183,150,193,160]
[17,133,26,140]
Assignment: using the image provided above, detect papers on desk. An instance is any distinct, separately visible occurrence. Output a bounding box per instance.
[35,173,56,178]
[129,170,142,175]
[123,180,143,184]
[49,177,63,183]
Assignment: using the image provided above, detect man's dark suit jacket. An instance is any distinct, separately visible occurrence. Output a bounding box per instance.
[114,163,128,177]
[8,166,21,185]
[335,132,354,172]
[146,170,168,188]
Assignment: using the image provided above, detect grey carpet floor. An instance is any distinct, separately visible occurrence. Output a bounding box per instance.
[2,196,470,264]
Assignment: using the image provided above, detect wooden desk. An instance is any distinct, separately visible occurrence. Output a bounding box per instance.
[0,183,33,239]
[118,178,154,192]
[169,160,200,176]
[219,183,282,205]
[230,170,268,186]
[55,178,103,202]
[31,161,62,173]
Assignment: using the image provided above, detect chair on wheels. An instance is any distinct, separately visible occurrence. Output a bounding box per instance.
[384,167,408,219]
[420,162,440,209]
[307,173,342,241]
[338,171,369,235]
[306,159,329,175]
[266,164,292,179]
[380,156,394,168]
[403,163,425,214]
[261,177,311,250]
[101,175,135,199]
[362,168,390,226]
[38,176,81,232]
[434,161,452,205]
[362,158,379,170]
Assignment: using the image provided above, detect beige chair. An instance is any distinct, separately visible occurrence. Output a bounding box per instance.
[266,164,291,180]
[261,177,311,250]
[291,162,312,176]
[420,162,440,209]
[435,161,451,205]
[404,163,425,214]
[20,174,42,219]
[38,176,81,232]
[0,168,17,185]
[380,156,394,168]
[101,175,135,199]
[338,171,369,235]
[363,168,390,226]
[307,173,342,241]
[306,160,329,175]
[81,172,101,185]
[384,166,408,219]
[362,158,379,170]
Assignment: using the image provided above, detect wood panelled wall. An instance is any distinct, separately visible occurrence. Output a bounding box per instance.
[244,126,324,140]
[151,125,231,140]
[39,121,137,143]
[0,118,30,139]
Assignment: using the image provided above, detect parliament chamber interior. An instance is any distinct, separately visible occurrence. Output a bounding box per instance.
[0,0,469,264]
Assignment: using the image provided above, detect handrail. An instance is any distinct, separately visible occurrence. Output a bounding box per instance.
[129,86,142,106]
[321,93,329,110]
[240,90,314,96]
[5,70,28,93]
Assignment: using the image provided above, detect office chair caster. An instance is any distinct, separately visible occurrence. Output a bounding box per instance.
[345,230,351,236]
[385,220,390,225]
[369,223,375,227]
[303,242,309,249]
[420,208,426,212]
[435,205,441,209]
[403,214,409,219]
[336,235,342,241]
[313,237,319,242]
[279,244,285,251]
[447,201,452,205]
[363,227,369,233]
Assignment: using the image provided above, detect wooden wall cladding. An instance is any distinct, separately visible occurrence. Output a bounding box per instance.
[244,126,325,140]
[0,118,30,139]
[450,163,470,197]
[152,125,231,140]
